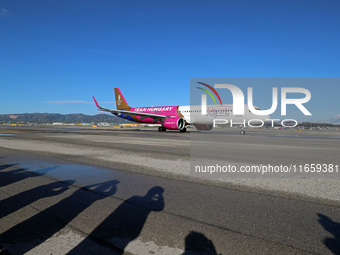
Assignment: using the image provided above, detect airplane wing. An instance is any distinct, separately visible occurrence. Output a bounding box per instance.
[92,96,167,120]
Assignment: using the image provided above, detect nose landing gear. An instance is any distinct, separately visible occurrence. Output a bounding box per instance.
[240,125,246,135]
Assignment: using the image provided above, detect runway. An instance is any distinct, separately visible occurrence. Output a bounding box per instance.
[0,126,339,254]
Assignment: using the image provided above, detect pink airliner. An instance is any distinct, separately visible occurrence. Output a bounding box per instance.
[93,88,269,133]
[93,88,188,132]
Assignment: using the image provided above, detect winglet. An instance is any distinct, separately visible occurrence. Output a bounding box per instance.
[92,96,101,108]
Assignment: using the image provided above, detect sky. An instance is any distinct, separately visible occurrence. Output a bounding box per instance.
[0,0,339,122]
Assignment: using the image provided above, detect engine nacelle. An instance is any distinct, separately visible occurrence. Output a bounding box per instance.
[163,117,185,130]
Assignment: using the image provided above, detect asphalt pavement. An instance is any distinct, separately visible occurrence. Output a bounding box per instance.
[0,126,339,254]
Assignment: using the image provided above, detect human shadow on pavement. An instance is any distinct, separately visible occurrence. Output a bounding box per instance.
[68,186,165,254]
[0,180,119,254]
[0,163,17,170]
[182,231,220,255]
[0,180,75,219]
[318,213,340,254]
[0,163,58,188]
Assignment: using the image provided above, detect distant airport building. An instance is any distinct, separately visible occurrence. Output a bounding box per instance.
[299,122,340,130]
[98,122,111,127]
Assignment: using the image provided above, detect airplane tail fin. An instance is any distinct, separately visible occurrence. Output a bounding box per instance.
[114,88,131,110]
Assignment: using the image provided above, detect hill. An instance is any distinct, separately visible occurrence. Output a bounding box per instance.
[0,113,130,124]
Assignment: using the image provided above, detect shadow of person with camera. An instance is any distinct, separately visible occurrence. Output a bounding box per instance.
[68,186,164,254]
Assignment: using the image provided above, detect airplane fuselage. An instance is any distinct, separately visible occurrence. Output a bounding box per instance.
[114,104,269,127]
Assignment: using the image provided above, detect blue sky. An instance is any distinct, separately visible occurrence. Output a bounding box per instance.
[0,0,339,122]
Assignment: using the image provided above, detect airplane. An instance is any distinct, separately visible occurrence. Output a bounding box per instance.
[93,87,270,134]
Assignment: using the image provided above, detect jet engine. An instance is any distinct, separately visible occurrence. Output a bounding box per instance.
[163,117,185,130]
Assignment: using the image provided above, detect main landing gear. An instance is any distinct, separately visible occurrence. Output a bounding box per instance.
[158,127,187,132]
[180,127,187,133]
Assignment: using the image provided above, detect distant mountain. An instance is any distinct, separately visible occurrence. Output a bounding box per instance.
[331,114,340,123]
[0,113,131,124]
